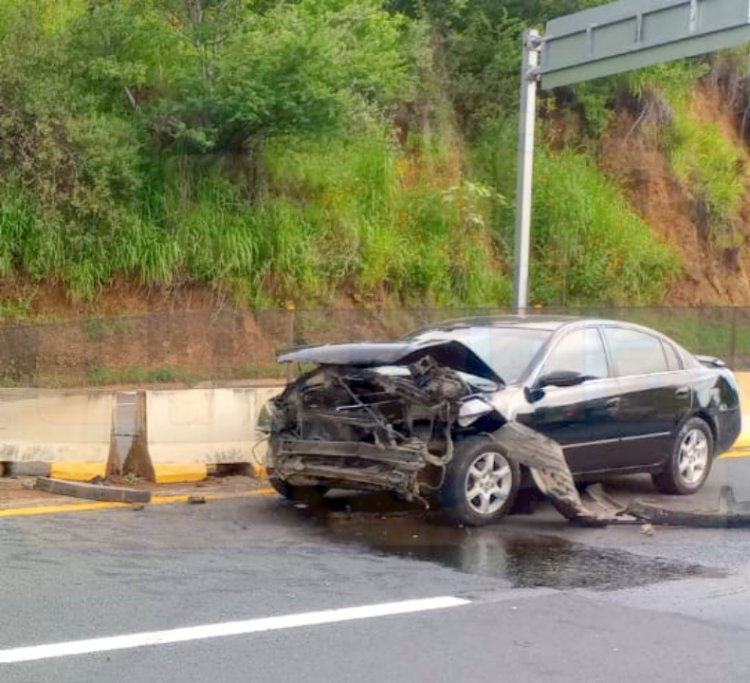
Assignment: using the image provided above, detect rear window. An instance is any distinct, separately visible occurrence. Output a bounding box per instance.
[603,327,669,376]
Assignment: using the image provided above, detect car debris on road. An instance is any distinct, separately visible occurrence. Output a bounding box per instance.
[34,477,151,504]
[583,482,750,528]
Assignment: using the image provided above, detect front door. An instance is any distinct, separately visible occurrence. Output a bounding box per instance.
[515,326,624,473]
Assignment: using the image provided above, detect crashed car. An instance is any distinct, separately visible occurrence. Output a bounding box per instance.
[259,316,741,526]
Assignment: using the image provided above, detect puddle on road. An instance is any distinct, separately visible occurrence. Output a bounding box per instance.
[280,494,723,591]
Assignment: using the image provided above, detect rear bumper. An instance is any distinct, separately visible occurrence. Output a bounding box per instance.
[716,407,742,454]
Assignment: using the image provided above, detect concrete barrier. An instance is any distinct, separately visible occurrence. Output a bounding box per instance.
[0,389,116,481]
[123,387,282,483]
[734,373,750,450]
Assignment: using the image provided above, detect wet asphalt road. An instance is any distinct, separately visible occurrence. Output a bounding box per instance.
[4,467,750,682]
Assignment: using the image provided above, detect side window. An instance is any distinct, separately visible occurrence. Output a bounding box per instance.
[603,327,668,376]
[542,328,609,380]
[662,341,683,371]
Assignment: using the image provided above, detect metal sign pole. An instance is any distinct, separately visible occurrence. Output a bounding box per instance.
[512,29,541,314]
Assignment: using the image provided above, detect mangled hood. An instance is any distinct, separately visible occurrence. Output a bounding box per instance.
[277,339,503,384]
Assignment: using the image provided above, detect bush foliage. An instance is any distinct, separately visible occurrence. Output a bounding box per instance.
[0,0,741,307]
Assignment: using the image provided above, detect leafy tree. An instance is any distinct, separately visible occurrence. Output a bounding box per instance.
[66,0,415,154]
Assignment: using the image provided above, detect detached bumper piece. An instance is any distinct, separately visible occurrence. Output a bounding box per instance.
[584,483,750,528]
[624,500,750,528]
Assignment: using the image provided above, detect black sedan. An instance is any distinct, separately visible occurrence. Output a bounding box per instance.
[261,316,741,525]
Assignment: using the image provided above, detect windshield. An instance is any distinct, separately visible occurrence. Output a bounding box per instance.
[375,365,499,392]
[409,326,552,384]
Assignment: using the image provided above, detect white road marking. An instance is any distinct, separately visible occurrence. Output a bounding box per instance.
[0,596,470,664]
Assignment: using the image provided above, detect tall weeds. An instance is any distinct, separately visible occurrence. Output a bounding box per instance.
[472,119,679,305]
[0,125,508,307]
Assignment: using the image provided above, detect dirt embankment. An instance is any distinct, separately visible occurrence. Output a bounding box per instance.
[601,84,750,305]
[0,303,460,388]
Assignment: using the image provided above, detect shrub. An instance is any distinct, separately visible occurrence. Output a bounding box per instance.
[531,149,679,304]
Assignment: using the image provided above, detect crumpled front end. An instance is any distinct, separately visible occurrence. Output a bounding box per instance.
[265,341,609,526]
[266,356,488,501]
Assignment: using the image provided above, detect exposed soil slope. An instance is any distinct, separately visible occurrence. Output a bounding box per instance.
[601,84,750,305]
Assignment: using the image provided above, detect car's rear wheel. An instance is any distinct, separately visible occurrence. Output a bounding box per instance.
[269,476,328,505]
[652,418,713,495]
[438,437,520,526]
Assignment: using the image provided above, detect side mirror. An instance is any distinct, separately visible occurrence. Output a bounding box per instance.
[538,370,587,389]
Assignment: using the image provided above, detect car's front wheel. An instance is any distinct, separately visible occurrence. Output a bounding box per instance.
[438,437,521,526]
[652,417,714,495]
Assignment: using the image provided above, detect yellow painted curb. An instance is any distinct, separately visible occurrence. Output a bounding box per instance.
[0,487,275,518]
[153,464,208,484]
[723,430,750,459]
[49,462,107,482]
[0,500,127,517]
[721,449,750,459]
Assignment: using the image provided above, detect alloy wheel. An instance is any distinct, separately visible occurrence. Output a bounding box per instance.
[677,428,709,486]
[464,451,513,515]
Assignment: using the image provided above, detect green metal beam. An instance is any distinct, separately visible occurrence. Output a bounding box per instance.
[541,0,750,89]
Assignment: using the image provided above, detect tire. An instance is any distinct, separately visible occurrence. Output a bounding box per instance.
[438,436,521,526]
[269,476,328,505]
[652,417,714,495]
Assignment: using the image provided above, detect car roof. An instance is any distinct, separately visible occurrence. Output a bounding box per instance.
[417,315,676,337]
[420,314,582,332]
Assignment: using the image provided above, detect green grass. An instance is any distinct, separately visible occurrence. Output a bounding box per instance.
[670,112,745,245]
[624,60,746,247]
[472,119,680,306]
[86,365,202,386]
[0,127,511,307]
[84,362,289,386]
[82,315,132,341]
[531,149,680,305]
[0,298,33,321]
[0,3,743,312]
[239,363,289,380]
[0,59,726,310]
[252,130,510,306]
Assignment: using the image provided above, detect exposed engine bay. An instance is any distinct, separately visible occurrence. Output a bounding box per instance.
[268,356,474,496]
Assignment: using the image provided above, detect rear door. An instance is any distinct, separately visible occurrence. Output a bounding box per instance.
[515,326,625,473]
[600,326,693,468]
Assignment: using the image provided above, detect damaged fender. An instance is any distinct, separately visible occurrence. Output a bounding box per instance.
[487,422,608,527]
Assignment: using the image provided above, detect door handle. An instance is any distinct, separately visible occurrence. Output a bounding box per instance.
[606,397,621,410]
[675,387,690,399]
